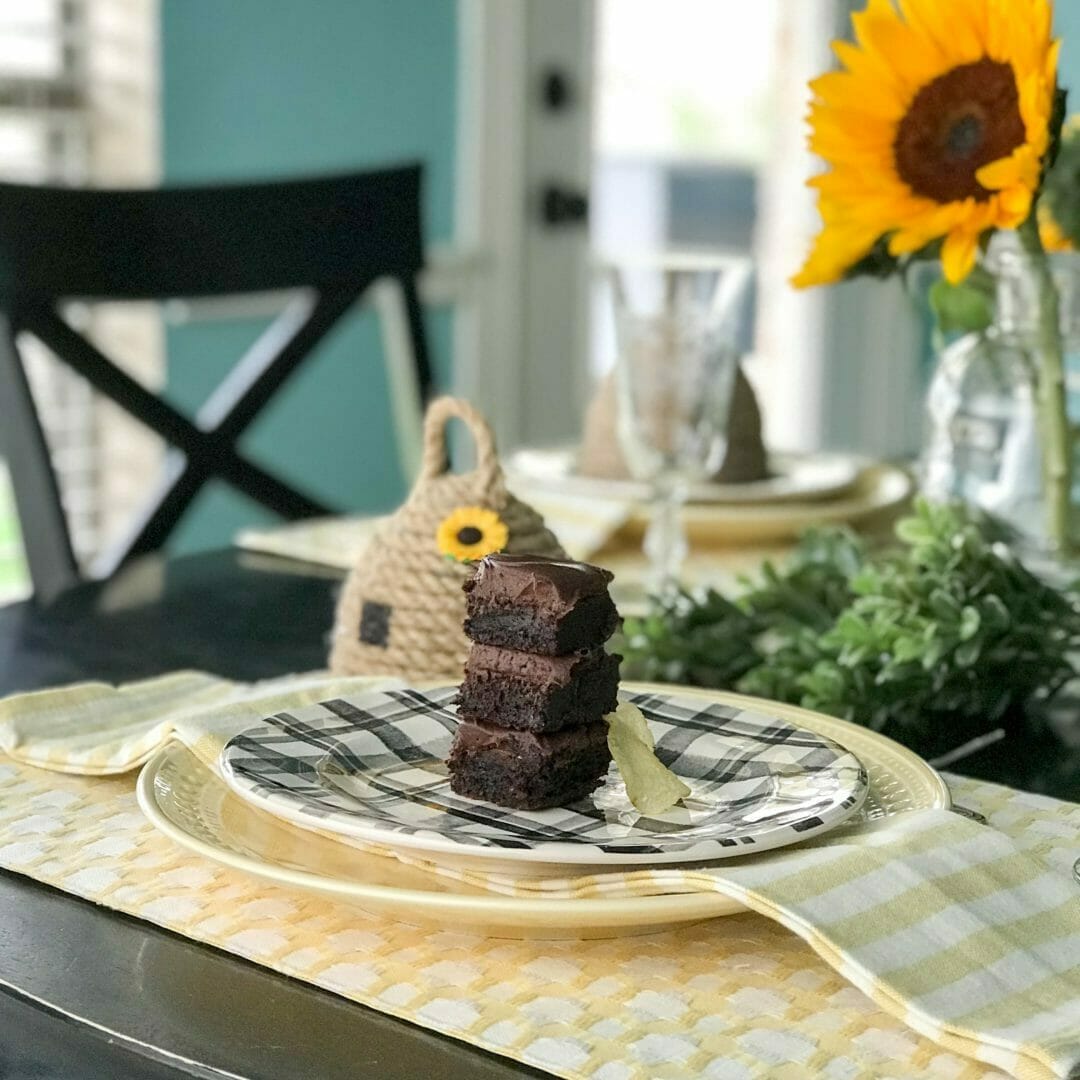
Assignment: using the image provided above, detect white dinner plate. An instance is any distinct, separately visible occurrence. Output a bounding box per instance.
[505,447,861,506]
[220,687,869,870]
[140,685,949,938]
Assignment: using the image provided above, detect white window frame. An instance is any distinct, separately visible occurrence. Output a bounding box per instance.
[456,0,925,461]
[452,0,595,452]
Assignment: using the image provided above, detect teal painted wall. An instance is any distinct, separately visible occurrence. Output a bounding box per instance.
[1058,6,1080,98]
[160,0,457,552]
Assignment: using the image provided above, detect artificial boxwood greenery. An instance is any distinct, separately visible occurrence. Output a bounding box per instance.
[616,500,1080,757]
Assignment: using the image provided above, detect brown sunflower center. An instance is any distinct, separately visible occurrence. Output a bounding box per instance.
[893,58,1025,204]
[456,526,483,545]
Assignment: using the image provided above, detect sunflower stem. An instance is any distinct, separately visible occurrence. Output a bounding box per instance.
[1017,213,1072,553]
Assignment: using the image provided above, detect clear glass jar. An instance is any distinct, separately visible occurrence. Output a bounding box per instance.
[921,251,1080,551]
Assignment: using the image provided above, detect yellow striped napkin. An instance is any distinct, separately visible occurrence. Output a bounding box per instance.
[1,671,1078,1080]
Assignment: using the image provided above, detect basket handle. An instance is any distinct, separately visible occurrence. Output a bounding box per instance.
[419,396,502,490]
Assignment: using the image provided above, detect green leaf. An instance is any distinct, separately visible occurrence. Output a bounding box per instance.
[892,636,925,663]
[929,589,962,622]
[928,274,994,335]
[835,611,870,643]
[1040,91,1080,245]
[1046,85,1069,171]
[954,639,981,668]
[842,236,899,281]
[615,497,1080,759]
[959,606,981,641]
[981,595,1011,632]
[895,516,933,545]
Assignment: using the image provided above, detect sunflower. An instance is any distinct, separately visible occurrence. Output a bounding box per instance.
[795,0,1060,287]
[436,506,508,562]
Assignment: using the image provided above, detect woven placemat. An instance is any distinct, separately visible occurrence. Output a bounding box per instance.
[0,753,1070,1079]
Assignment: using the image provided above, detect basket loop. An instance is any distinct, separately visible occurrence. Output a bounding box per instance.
[419,396,501,491]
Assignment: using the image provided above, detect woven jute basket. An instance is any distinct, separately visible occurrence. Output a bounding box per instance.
[328,396,566,680]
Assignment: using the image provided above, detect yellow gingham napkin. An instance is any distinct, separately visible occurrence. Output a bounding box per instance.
[1,672,1079,1080]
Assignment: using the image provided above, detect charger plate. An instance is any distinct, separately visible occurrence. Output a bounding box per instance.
[220,687,870,868]
[505,448,860,505]
[623,464,914,547]
[139,687,949,939]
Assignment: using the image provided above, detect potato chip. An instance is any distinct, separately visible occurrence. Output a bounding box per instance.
[605,701,690,816]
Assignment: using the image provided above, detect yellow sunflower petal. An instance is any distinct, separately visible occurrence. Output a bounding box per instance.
[1039,207,1074,253]
[899,0,984,65]
[888,228,937,256]
[851,0,949,98]
[977,144,1041,199]
[940,230,981,284]
[995,185,1033,227]
[808,105,895,156]
[792,221,883,289]
[1017,71,1054,153]
[1030,0,1054,56]
[984,4,1012,62]
[1045,37,1061,87]
[797,0,1056,286]
[832,40,905,97]
[809,70,904,119]
[975,155,1024,191]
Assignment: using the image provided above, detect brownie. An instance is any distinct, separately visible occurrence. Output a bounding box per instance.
[463,553,618,655]
[447,719,612,810]
[457,644,621,732]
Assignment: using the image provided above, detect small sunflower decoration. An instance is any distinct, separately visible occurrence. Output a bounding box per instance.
[436,506,508,562]
[795,0,1061,287]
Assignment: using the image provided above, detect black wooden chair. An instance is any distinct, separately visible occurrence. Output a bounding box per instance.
[0,164,432,601]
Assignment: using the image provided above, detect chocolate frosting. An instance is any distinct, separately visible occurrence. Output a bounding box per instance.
[463,643,594,686]
[452,718,609,755]
[464,553,614,616]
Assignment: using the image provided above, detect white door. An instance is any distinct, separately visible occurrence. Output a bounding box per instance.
[453,0,595,452]
[457,0,926,460]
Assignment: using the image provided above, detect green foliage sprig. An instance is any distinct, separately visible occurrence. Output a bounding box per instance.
[616,499,1080,755]
[1041,115,1080,248]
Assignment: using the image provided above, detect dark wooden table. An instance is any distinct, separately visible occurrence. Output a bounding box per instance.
[0,548,1076,1078]
[0,549,545,1080]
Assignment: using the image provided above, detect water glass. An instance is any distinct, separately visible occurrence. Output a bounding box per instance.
[611,257,751,594]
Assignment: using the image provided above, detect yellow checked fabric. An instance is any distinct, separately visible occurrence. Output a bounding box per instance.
[1,674,1079,1079]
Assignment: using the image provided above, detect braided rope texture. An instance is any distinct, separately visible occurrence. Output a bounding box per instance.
[329,397,566,679]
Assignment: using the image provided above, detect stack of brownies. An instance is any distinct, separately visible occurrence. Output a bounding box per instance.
[447,553,622,810]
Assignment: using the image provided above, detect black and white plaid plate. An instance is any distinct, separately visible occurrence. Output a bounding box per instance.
[220,687,868,866]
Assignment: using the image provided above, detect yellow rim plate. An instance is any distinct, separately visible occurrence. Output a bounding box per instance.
[137,685,948,939]
[506,448,862,506]
[625,465,914,545]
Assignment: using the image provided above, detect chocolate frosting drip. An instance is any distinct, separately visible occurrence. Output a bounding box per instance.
[464,552,614,616]
[464,643,599,685]
[452,718,609,754]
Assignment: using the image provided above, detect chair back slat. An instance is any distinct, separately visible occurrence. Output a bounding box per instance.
[0,165,423,306]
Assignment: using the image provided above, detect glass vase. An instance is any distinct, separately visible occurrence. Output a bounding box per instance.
[921,251,1080,559]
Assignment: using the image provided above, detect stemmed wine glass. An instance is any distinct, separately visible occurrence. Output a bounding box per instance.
[610,255,753,595]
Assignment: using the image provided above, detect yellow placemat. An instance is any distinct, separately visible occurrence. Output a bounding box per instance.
[1,672,1079,1078]
[0,756,1050,1079]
